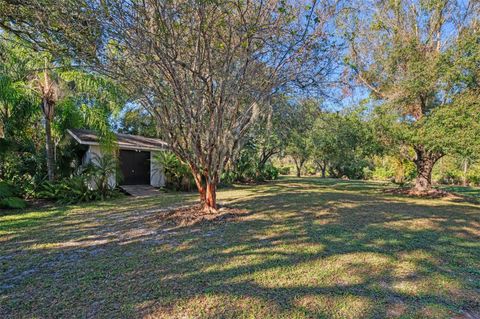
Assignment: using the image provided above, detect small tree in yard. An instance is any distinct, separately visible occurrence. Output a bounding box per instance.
[0,0,339,210]
[343,0,480,192]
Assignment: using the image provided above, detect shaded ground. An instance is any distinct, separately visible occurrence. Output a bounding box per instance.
[441,184,480,200]
[1,177,479,318]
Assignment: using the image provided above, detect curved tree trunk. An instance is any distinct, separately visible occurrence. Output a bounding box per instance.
[190,167,206,204]
[413,146,443,192]
[45,117,55,181]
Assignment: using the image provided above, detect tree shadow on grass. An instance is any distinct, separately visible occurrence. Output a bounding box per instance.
[1,181,479,318]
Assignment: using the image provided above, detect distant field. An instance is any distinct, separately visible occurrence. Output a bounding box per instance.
[1,177,479,318]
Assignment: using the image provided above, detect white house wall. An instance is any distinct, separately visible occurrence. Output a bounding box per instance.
[150,151,166,187]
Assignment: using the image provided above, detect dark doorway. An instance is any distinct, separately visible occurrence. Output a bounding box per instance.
[119,150,151,185]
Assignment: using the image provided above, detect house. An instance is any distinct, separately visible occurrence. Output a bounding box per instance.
[67,129,167,188]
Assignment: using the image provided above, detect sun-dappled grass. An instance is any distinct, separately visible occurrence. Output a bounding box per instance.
[1,177,479,318]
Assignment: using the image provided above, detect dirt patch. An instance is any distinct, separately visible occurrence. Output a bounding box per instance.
[26,198,55,209]
[158,205,250,227]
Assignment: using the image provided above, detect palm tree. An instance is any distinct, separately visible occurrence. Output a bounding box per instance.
[30,59,62,181]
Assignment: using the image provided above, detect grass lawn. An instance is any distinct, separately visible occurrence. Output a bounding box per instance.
[1,177,479,318]
[440,184,480,200]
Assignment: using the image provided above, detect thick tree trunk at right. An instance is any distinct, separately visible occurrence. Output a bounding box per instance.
[45,118,55,181]
[413,146,442,192]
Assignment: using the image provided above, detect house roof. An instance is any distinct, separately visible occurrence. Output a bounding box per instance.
[67,128,168,151]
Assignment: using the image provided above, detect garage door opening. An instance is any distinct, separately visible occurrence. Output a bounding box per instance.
[119,150,151,185]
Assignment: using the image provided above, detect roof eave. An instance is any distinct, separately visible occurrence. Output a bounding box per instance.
[68,129,167,152]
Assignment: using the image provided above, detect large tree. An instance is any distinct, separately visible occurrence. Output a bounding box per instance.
[0,0,339,210]
[343,0,480,192]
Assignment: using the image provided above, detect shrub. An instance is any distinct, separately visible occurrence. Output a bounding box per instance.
[304,163,316,176]
[278,166,291,175]
[153,152,195,191]
[0,197,27,209]
[220,170,236,185]
[0,181,27,209]
[372,166,394,181]
[261,164,279,180]
[0,181,15,199]
[39,176,96,204]
[0,151,46,198]
[88,154,119,197]
[38,164,120,204]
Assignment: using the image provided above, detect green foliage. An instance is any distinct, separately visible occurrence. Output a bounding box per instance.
[222,141,280,184]
[0,197,27,209]
[304,163,316,176]
[0,33,125,195]
[0,181,27,209]
[117,106,158,138]
[310,108,378,179]
[278,166,291,175]
[39,173,120,204]
[88,154,119,197]
[284,99,318,174]
[370,155,417,184]
[154,152,194,191]
[433,155,480,186]
[38,155,120,204]
[39,176,97,204]
[0,181,15,199]
[342,1,480,189]
[263,164,279,180]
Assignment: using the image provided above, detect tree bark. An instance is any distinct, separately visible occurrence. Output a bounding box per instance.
[295,165,301,177]
[190,167,206,204]
[189,165,217,211]
[413,146,442,192]
[205,181,217,211]
[293,158,305,177]
[45,117,55,181]
[316,159,327,178]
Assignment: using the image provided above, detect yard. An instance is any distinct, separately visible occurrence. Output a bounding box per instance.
[1,177,479,318]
